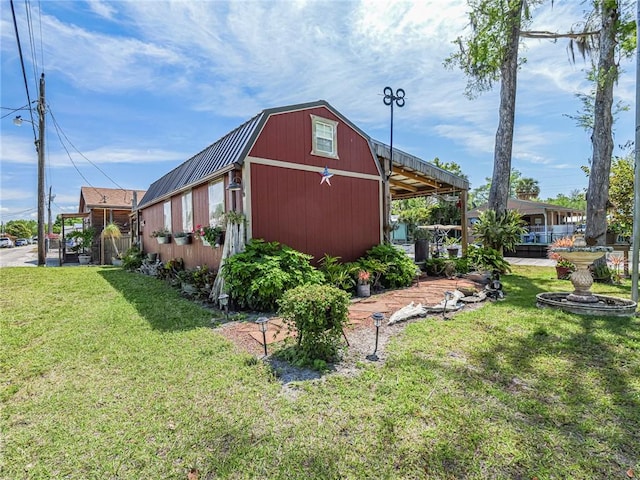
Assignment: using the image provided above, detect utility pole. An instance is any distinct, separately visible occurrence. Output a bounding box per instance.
[631,1,639,302]
[47,186,55,235]
[37,73,46,266]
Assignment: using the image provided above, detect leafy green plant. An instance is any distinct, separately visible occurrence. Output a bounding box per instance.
[193,224,223,245]
[103,222,122,258]
[150,228,170,238]
[465,244,511,274]
[472,209,526,254]
[277,284,350,366]
[67,227,95,255]
[121,245,144,271]
[318,254,356,291]
[221,239,323,311]
[157,257,185,282]
[361,243,416,289]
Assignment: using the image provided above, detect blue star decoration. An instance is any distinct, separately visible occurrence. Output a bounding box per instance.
[320,166,334,186]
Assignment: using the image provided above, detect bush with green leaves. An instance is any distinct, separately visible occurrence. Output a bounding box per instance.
[471,209,526,254]
[361,243,416,289]
[121,245,145,271]
[465,244,511,274]
[277,284,350,367]
[318,254,356,291]
[423,257,471,277]
[221,239,323,311]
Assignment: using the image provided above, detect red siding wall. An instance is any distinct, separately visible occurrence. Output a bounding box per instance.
[250,163,380,263]
[141,185,224,270]
[250,106,379,176]
[248,106,382,262]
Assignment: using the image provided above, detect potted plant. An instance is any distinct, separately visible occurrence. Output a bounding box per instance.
[444,236,460,258]
[68,227,95,265]
[547,236,575,279]
[193,224,224,247]
[356,270,371,298]
[173,231,191,246]
[103,222,123,265]
[151,228,171,244]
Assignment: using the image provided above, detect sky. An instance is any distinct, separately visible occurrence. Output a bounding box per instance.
[0,0,636,223]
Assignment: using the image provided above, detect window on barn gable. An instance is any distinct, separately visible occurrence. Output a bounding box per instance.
[163,200,172,231]
[311,114,339,159]
[181,191,193,232]
[208,180,225,227]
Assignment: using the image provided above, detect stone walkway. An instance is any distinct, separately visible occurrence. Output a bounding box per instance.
[237,275,484,351]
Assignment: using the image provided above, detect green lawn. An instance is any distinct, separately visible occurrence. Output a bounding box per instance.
[1,265,638,479]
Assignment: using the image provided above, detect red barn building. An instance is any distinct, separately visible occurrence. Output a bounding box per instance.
[137,101,468,270]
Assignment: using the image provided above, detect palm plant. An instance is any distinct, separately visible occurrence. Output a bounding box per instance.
[472,209,526,255]
[103,222,122,259]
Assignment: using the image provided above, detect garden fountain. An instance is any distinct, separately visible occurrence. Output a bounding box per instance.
[536,235,637,317]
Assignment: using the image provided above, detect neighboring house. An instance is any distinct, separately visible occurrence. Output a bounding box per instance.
[137,101,469,270]
[468,198,586,255]
[60,186,146,264]
[78,186,146,236]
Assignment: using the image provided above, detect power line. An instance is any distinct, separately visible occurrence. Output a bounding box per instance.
[9,0,37,143]
[48,108,129,193]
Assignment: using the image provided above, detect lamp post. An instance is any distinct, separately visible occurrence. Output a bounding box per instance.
[367,312,384,361]
[256,317,269,357]
[218,293,229,321]
[382,86,405,243]
[443,291,454,319]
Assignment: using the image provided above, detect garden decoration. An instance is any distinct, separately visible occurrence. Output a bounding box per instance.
[537,235,636,316]
[366,312,384,361]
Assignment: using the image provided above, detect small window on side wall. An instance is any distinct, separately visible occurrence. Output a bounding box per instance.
[311,114,339,159]
[181,191,193,232]
[208,180,225,227]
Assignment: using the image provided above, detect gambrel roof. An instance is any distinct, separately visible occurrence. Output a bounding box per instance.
[137,100,469,209]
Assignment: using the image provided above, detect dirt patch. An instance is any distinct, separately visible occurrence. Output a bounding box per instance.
[215,300,487,391]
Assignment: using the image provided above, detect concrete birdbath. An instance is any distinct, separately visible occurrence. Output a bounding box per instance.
[536,235,637,316]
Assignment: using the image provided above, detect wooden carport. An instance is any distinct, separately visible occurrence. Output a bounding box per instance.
[370,140,470,249]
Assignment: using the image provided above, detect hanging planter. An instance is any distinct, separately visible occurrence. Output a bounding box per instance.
[173,233,191,246]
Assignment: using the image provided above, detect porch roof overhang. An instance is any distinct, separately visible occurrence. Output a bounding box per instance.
[371,140,469,200]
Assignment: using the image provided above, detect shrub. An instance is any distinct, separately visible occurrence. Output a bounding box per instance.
[472,209,526,254]
[278,284,350,366]
[361,243,416,289]
[221,239,324,311]
[465,244,511,274]
[318,254,356,291]
[121,245,144,271]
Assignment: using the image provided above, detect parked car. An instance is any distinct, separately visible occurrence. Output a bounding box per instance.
[15,238,29,246]
[0,237,14,248]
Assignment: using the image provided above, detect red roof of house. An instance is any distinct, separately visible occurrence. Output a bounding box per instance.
[80,187,147,211]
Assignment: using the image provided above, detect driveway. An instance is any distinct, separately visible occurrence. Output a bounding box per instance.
[0,246,60,267]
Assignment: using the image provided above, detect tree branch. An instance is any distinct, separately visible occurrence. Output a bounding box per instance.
[520,30,600,39]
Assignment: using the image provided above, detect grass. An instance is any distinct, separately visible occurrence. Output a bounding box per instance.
[1,265,638,479]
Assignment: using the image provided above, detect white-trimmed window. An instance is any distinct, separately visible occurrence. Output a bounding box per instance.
[311,114,339,159]
[208,180,225,227]
[163,200,172,231]
[181,191,193,232]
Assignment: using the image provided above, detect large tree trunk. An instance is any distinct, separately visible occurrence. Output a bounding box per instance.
[585,3,618,246]
[488,0,524,216]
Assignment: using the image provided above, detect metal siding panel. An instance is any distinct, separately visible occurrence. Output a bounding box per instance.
[250,164,380,263]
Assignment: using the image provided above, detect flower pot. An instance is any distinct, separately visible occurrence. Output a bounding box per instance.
[415,238,429,262]
[199,237,211,247]
[447,247,459,258]
[174,236,191,246]
[555,265,573,280]
[111,257,123,267]
[356,283,371,298]
[78,254,91,265]
[156,236,170,245]
[147,253,158,262]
